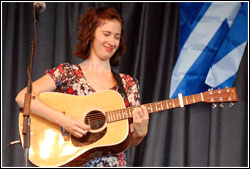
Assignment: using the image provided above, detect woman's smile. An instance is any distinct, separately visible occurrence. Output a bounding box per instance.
[104,46,113,52]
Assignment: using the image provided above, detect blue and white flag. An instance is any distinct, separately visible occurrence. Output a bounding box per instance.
[169,2,248,98]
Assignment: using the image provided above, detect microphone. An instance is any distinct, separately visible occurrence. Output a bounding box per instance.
[33,2,46,13]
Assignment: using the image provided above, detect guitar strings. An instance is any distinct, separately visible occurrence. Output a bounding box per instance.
[85,107,136,119]
[84,110,132,126]
[83,106,142,127]
[84,102,167,123]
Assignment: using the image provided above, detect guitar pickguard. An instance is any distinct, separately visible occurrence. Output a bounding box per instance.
[71,128,107,147]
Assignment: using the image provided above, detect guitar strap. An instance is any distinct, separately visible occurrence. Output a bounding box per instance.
[111,70,130,107]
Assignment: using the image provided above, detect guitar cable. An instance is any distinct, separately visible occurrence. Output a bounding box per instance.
[4,140,21,150]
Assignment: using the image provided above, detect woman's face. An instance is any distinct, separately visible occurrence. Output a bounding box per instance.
[90,19,121,62]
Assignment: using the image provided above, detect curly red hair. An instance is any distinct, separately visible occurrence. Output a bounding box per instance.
[74,7,126,66]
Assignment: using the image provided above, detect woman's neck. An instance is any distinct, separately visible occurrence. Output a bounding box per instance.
[80,57,111,73]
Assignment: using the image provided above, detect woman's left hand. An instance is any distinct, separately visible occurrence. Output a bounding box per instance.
[132,105,149,137]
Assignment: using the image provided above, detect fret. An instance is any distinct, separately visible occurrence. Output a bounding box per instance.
[119,110,122,120]
[113,111,117,121]
[200,93,204,101]
[148,104,153,112]
[115,110,118,121]
[119,110,121,120]
[162,100,167,110]
[166,100,169,109]
[168,100,172,108]
[112,111,116,121]
[157,102,163,111]
[124,109,128,119]
[107,112,111,122]
[153,103,157,112]
[152,103,154,111]
[187,96,194,105]
[120,109,124,119]
[146,104,152,113]
[185,96,188,105]
[172,99,175,108]
[121,110,124,120]
[115,111,118,120]
[157,102,161,111]
[146,105,150,113]
[105,112,109,122]
[110,112,113,122]
[117,111,119,120]
[147,104,153,113]
[195,94,202,103]
[123,109,127,119]
[175,98,180,108]
[150,104,153,112]
[192,95,195,103]
[117,110,121,120]
[107,112,110,122]
[114,111,117,121]
[155,102,158,111]
[159,101,164,110]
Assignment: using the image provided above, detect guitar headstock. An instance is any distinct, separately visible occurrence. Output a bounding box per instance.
[202,87,238,103]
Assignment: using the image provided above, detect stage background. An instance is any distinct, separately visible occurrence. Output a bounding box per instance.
[2,2,248,167]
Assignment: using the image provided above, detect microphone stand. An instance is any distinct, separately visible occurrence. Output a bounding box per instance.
[22,5,39,167]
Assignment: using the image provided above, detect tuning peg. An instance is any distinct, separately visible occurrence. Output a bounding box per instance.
[212,103,217,109]
[208,88,213,94]
[229,102,234,107]
[220,103,224,108]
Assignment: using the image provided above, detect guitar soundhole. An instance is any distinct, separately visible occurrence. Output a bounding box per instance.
[85,110,106,130]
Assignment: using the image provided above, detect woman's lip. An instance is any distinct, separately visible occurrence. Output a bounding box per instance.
[104,46,113,52]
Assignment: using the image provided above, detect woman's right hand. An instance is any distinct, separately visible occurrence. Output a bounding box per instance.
[61,116,91,138]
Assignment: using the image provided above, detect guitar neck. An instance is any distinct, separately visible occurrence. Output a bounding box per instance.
[105,93,203,123]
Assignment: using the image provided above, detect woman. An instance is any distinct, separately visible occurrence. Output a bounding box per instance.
[16,7,149,167]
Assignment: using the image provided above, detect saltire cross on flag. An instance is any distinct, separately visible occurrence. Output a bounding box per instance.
[169,2,248,98]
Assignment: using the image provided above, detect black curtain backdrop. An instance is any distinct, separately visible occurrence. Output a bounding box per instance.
[2,2,248,167]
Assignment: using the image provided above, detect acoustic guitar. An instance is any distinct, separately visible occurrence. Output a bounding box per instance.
[19,87,238,167]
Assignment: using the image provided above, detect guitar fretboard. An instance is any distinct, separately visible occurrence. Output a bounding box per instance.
[105,93,203,123]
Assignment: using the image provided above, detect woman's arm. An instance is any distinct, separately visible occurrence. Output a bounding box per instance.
[15,74,90,138]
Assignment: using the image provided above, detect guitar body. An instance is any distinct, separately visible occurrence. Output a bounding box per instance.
[19,90,130,167]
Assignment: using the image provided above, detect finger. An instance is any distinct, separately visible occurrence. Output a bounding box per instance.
[136,107,143,116]
[83,123,91,130]
[141,105,149,118]
[133,108,143,123]
[73,132,83,138]
[73,122,90,135]
[132,108,139,120]
[138,107,146,119]
[76,120,91,130]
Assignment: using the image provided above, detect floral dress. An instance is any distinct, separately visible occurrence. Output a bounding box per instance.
[46,62,141,167]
